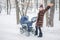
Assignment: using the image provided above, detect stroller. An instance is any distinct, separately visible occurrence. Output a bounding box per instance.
[20,16,37,36]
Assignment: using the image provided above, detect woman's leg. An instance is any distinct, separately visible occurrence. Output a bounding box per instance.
[38,27,42,37]
[35,26,38,35]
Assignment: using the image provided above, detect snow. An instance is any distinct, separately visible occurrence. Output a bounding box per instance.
[0,8,60,40]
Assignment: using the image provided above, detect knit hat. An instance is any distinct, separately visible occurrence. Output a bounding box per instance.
[40,4,43,8]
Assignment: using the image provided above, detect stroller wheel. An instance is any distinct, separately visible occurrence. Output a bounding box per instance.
[31,29,35,34]
[20,27,24,34]
[25,32,30,36]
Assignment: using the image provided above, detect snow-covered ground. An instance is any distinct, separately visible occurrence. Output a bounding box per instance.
[0,8,60,40]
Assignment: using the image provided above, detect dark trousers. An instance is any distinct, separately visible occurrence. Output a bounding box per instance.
[35,26,42,35]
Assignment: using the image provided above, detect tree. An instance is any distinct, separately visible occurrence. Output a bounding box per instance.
[15,0,20,24]
[0,5,2,13]
[35,0,38,9]
[6,0,11,15]
[21,0,25,16]
[49,0,55,27]
[24,0,30,16]
[59,0,60,20]
[7,0,8,14]
[8,0,11,14]
[44,0,49,26]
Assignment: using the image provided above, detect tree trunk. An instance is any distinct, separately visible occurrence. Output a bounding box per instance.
[15,0,20,24]
[21,0,25,16]
[8,0,11,14]
[35,0,38,9]
[59,0,60,20]
[49,0,55,27]
[55,0,57,10]
[7,0,8,14]
[7,0,11,15]
[0,5,2,13]
[25,0,30,16]
[44,0,49,26]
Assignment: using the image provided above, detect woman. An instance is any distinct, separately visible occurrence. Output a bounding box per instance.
[35,3,54,37]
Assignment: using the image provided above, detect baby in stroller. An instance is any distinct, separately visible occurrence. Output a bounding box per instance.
[20,15,37,36]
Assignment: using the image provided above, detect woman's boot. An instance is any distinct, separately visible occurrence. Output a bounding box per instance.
[38,27,42,37]
[38,32,42,37]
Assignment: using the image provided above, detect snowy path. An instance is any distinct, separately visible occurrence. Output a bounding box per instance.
[0,9,60,40]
